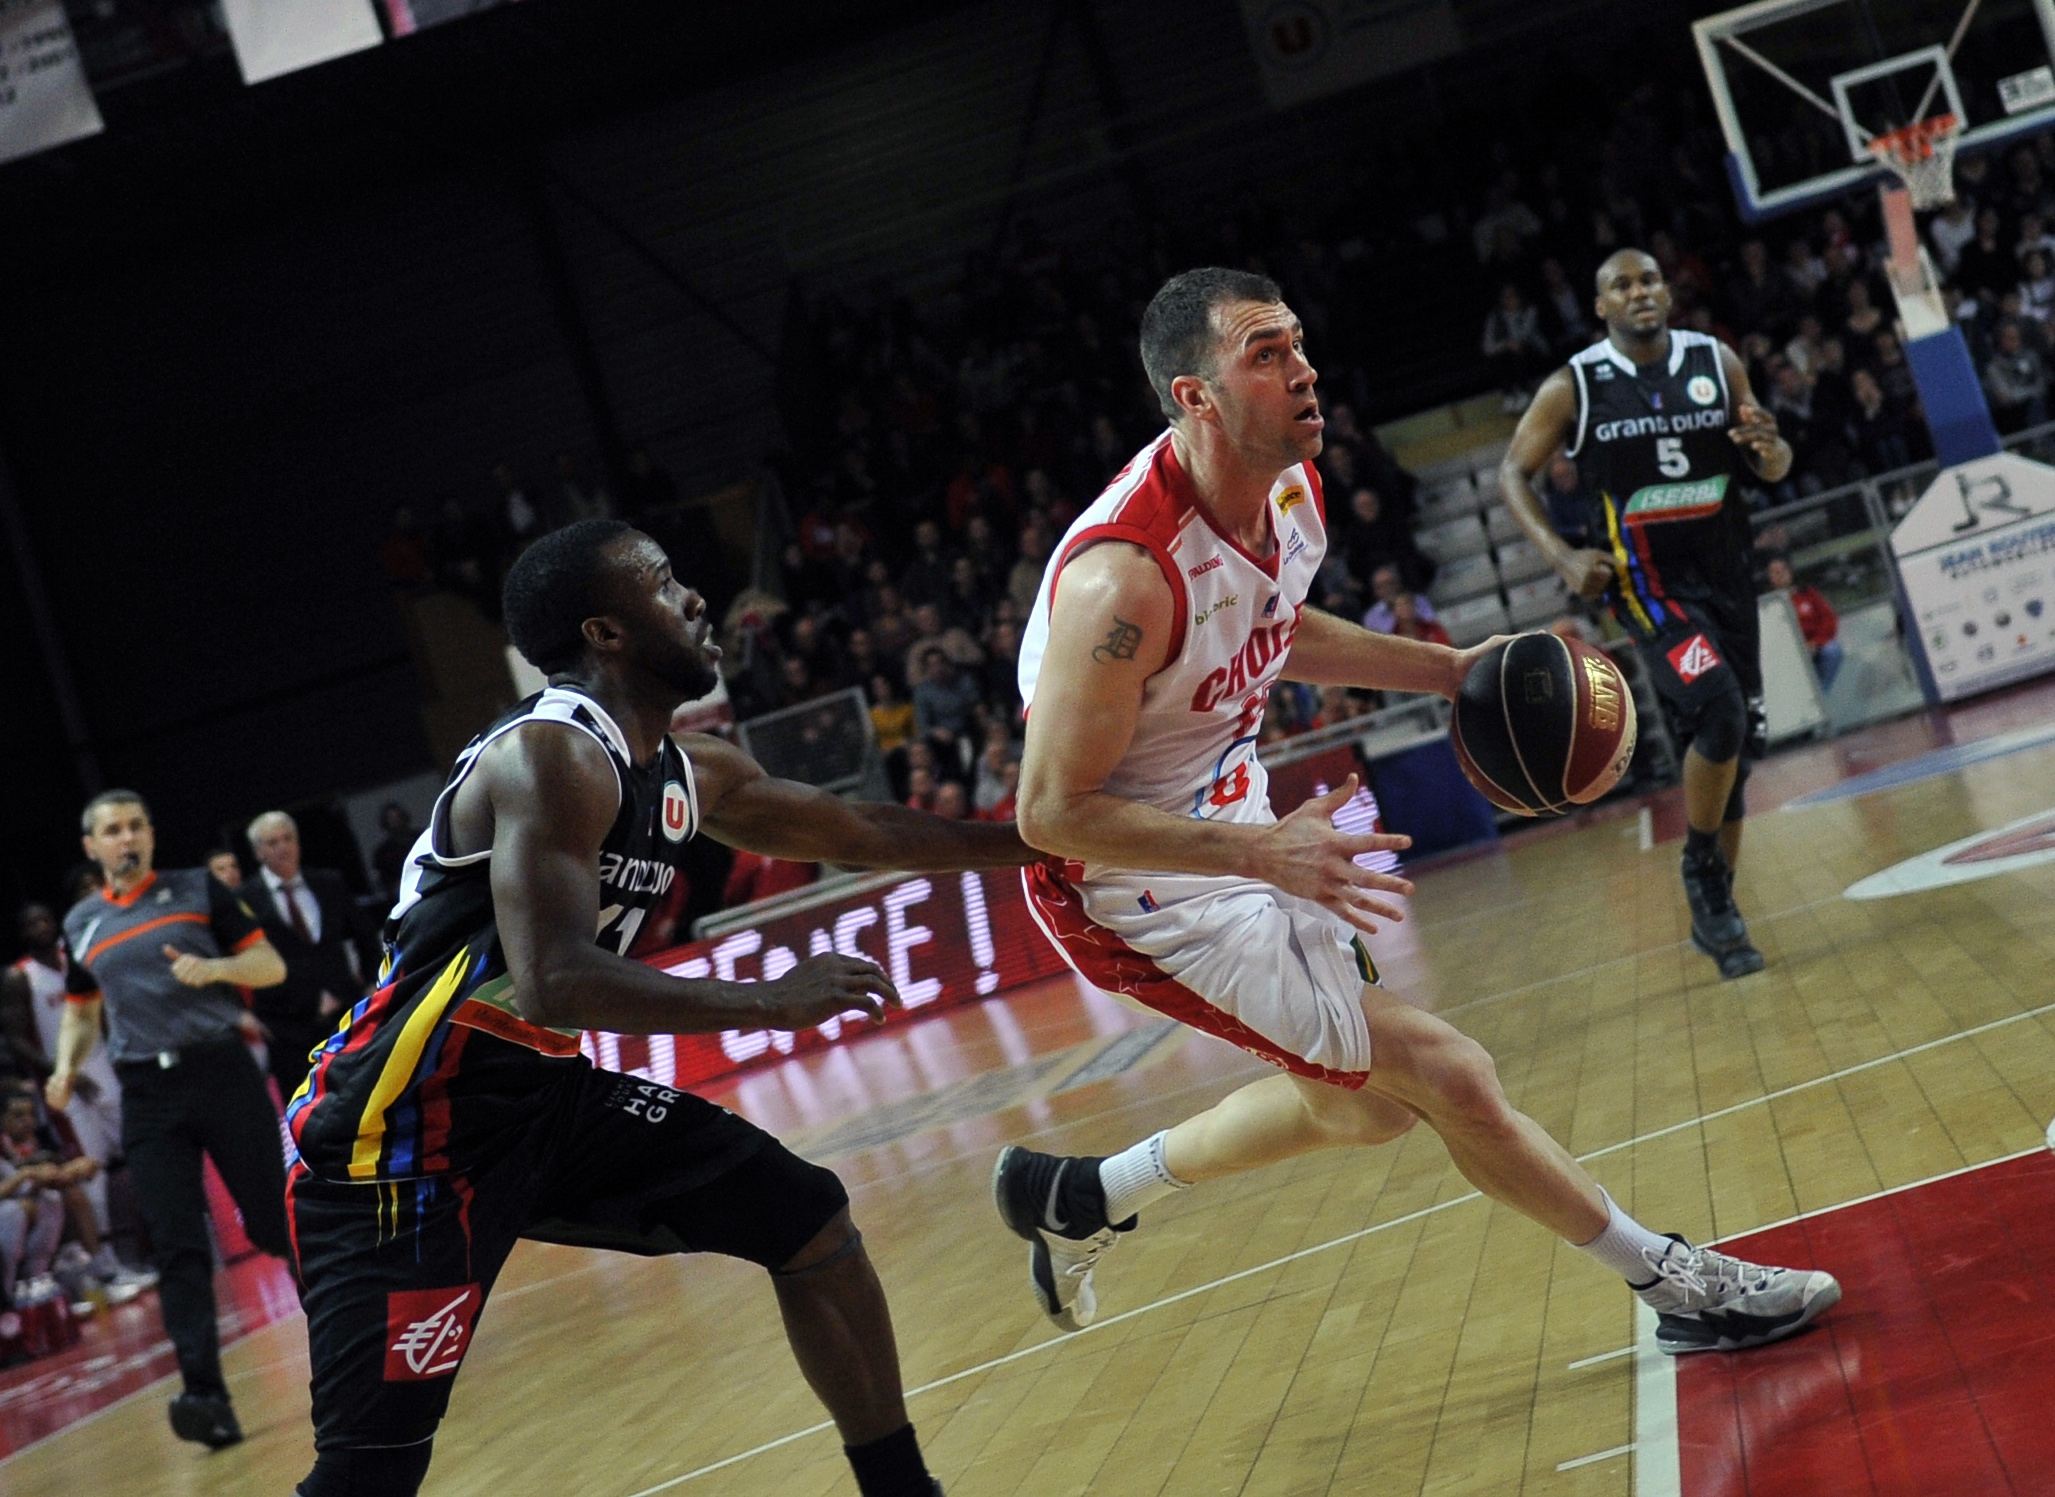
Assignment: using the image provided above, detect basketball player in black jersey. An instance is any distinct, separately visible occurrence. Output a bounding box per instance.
[1500,249,1792,979]
[286,520,1027,1497]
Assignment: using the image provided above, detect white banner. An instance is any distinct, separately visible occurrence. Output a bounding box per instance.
[1892,453,2055,701]
[0,0,103,168]
[221,0,382,85]
[1240,0,1462,108]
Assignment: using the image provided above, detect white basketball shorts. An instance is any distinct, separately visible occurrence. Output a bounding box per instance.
[1023,859,1376,1087]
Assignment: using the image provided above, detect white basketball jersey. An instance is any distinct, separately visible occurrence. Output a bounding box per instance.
[1019,431,1327,851]
[13,950,121,1102]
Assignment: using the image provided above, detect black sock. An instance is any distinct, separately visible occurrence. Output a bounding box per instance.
[1684,826,1720,861]
[845,1423,932,1497]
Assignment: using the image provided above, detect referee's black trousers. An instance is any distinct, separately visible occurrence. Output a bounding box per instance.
[117,1038,292,1399]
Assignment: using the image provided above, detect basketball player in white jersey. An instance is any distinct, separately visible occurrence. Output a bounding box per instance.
[992,268,1838,1357]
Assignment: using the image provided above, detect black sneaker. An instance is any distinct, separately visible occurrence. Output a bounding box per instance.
[169,1392,243,1449]
[1681,846,1764,978]
[992,1146,1132,1332]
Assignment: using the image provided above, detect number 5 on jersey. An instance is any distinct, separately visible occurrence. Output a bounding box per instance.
[1656,436,1689,478]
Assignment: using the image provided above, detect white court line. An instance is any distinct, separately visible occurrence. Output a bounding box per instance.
[1560,1442,1634,1472]
[1632,1299,1679,1497]
[1567,1346,1632,1370]
[619,997,2055,1494]
[1637,806,1654,853]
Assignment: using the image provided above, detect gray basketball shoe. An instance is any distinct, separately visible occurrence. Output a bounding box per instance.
[1636,1234,1841,1353]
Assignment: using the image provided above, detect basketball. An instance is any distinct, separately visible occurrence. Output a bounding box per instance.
[1449,633,1637,817]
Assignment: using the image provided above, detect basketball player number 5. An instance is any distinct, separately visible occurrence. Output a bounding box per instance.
[1656,437,1689,478]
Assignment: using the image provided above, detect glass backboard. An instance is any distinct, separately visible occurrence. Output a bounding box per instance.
[1694,0,2055,219]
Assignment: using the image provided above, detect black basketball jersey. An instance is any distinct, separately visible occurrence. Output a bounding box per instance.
[286,685,700,1184]
[1565,330,1754,633]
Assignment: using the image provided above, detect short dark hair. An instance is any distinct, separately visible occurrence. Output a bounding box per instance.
[80,789,150,835]
[1139,267,1283,421]
[502,520,637,675]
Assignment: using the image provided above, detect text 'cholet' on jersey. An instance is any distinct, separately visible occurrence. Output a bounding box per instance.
[1016,430,1326,883]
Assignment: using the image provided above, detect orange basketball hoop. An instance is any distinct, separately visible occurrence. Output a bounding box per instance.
[1867,114,1961,209]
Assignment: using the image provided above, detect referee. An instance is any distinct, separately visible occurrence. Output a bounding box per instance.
[51,789,294,1451]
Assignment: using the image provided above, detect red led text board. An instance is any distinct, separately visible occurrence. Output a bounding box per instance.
[602,868,1073,1089]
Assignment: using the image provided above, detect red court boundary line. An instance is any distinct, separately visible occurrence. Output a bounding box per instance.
[1632,1145,2053,1497]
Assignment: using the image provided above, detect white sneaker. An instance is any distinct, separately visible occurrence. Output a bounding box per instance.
[991,1146,1132,1333]
[99,1266,158,1305]
[1636,1234,1841,1353]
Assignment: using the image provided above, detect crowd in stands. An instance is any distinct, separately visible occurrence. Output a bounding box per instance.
[372,61,2055,919]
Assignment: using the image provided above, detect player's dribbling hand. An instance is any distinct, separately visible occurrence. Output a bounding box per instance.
[1443,635,1517,699]
[763,953,903,1031]
[1254,776,1413,936]
[1556,548,1616,600]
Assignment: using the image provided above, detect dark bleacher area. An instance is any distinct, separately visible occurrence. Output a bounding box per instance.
[720,100,2055,831]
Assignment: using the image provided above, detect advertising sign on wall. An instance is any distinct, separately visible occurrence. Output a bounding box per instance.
[0,0,101,167]
[220,0,382,85]
[1892,453,2055,702]
[596,867,1074,1090]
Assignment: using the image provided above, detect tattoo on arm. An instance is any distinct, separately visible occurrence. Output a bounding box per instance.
[1092,616,1143,665]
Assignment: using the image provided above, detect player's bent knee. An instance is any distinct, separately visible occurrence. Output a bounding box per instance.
[1685,676,1747,766]
[775,1206,865,1278]
[1430,1038,1513,1130]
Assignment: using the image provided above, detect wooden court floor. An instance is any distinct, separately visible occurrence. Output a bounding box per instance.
[10,689,2055,1497]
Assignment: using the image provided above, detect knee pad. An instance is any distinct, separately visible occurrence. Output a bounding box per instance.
[1687,677,1747,765]
[297,1441,435,1497]
[1724,757,1750,824]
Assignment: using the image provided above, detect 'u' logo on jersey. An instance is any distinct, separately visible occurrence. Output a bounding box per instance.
[661,782,690,842]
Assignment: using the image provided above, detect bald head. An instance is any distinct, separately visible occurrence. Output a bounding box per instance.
[1595,248,1660,294]
[1593,248,1671,343]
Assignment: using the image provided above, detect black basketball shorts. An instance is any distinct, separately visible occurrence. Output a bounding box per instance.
[1626,592,1765,759]
[289,1065,849,1451]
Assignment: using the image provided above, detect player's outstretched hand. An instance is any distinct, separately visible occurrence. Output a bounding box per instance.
[1253,775,1414,936]
[762,953,903,1031]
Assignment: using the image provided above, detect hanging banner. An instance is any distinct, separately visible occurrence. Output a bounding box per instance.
[220,0,382,85]
[0,0,103,168]
[1239,0,1463,109]
[1892,452,2055,701]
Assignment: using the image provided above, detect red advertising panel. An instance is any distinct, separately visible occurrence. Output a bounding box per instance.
[604,868,1074,1090]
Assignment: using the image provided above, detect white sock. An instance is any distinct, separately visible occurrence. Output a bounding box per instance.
[1575,1189,1677,1285]
[1098,1131,1189,1224]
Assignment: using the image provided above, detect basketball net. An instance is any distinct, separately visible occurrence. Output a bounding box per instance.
[1867,113,1961,209]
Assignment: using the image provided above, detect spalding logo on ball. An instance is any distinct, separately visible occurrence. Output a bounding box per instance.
[1449,633,1637,816]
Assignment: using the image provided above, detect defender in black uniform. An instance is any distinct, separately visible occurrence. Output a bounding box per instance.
[287,520,1028,1497]
[1500,249,1792,979]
